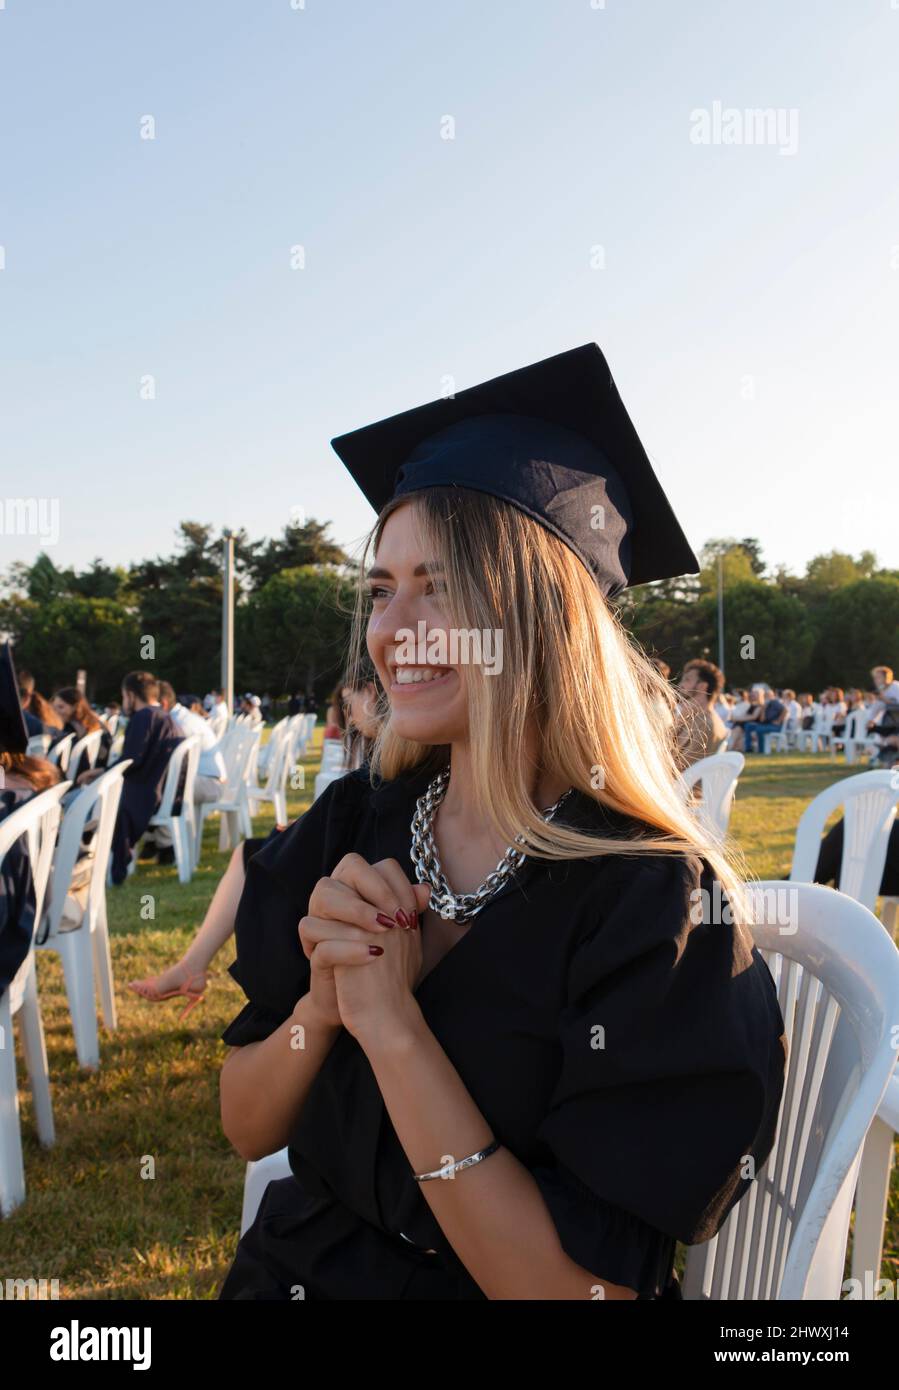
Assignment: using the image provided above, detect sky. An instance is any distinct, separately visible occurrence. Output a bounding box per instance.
[1,0,896,581]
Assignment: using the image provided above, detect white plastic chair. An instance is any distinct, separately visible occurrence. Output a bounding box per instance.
[194,725,261,865]
[789,769,899,913]
[836,707,881,766]
[26,734,51,758]
[241,1147,293,1235]
[67,729,104,779]
[46,733,75,772]
[680,752,744,837]
[797,706,836,754]
[146,735,200,884]
[245,720,294,826]
[256,718,289,778]
[851,1070,899,1287]
[768,715,801,754]
[35,762,131,1070]
[683,880,899,1299]
[0,782,70,1216]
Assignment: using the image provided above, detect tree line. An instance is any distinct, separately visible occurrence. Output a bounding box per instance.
[0,520,895,703]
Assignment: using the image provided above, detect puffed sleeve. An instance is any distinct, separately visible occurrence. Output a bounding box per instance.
[530,851,787,1293]
[220,770,371,1048]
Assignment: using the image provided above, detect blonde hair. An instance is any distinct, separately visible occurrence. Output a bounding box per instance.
[345,488,754,928]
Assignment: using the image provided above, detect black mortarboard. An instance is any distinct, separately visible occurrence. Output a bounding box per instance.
[0,643,29,755]
[330,343,699,598]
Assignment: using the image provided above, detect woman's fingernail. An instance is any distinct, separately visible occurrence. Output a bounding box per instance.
[375,913,396,928]
[410,911,419,929]
[369,944,384,956]
[395,908,411,928]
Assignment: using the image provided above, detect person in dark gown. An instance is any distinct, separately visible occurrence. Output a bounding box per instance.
[78,671,184,885]
[17,669,66,748]
[51,687,113,783]
[0,643,63,995]
[218,345,787,1301]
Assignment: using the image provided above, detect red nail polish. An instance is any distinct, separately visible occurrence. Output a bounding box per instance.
[395,908,410,928]
[369,944,384,956]
[375,913,396,928]
[410,911,419,929]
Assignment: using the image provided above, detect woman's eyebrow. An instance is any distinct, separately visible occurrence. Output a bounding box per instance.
[366,562,444,579]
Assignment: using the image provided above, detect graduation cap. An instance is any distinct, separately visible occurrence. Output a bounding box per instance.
[0,642,29,755]
[330,343,699,599]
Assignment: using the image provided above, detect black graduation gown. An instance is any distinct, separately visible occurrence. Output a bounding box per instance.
[64,721,113,784]
[0,788,37,996]
[110,706,184,885]
[219,765,787,1301]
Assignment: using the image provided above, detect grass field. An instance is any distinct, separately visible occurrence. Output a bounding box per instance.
[1,738,896,1298]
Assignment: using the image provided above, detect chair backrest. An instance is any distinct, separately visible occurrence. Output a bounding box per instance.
[68,728,103,776]
[39,761,132,942]
[47,733,75,772]
[26,734,51,758]
[789,770,899,911]
[304,713,317,741]
[683,880,899,1300]
[680,752,745,836]
[261,719,295,793]
[220,725,261,798]
[320,738,346,774]
[155,736,200,821]
[0,782,72,962]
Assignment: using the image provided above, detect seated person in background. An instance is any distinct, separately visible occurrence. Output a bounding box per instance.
[0,643,63,995]
[814,744,899,911]
[78,671,184,884]
[743,689,787,754]
[159,684,225,800]
[827,687,848,736]
[323,682,346,742]
[798,693,817,730]
[867,665,899,732]
[727,685,764,751]
[674,659,728,771]
[243,695,263,727]
[17,668,65,745]
[51,687,113,780]
[148,683,225,865]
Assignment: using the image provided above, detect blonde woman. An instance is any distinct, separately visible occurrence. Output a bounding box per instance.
[218,346,786,1301]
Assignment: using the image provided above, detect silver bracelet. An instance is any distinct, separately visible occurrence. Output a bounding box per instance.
[412,1139,501,1183]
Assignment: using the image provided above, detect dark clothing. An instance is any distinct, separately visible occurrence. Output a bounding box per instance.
[0,788,37,995]
[762,699,785,725]
[110,706,184,885]
[64,721,113,783]
[219,764,787,1301]
[814,817,899,897]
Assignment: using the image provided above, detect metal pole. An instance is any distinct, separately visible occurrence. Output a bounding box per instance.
[222,530,235,715]
[717,554,725,682]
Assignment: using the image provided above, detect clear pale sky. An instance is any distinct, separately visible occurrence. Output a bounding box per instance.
[1,0,896,578]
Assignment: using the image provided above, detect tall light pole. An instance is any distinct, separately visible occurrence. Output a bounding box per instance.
[221,530,235,714]
[717,554,725,682]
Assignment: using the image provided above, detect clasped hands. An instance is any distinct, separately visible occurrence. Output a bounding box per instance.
[299,852,432,1050]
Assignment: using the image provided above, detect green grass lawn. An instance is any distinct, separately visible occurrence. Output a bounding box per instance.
[1,745,896,1297]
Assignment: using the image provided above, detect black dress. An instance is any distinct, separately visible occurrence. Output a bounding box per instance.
[219,764,787,1301]
[0,788,38,996]
[109,706,184,885]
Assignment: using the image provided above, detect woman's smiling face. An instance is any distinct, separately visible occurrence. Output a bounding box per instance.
[366,502,469,746]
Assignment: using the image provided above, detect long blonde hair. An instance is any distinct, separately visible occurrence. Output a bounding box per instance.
[345,487,754,927]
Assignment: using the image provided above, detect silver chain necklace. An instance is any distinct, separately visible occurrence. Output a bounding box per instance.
[410,767,575,923]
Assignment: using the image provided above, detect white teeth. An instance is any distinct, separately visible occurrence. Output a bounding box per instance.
[395,667,448,685]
